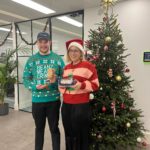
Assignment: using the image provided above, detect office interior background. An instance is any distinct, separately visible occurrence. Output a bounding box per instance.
[0,0,150,149]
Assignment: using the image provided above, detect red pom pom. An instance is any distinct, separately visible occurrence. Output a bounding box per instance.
[102,106,106,112]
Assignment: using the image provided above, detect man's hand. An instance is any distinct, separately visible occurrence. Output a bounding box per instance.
[49,75,57,83]
[36,84,48,90]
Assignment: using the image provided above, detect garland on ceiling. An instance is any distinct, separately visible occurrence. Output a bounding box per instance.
[15,18,49,46]
[0,25,13,47]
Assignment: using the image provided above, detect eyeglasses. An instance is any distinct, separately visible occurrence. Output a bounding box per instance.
[68,49,80,53]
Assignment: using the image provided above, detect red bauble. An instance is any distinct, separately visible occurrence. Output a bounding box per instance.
[125,68,130,73]
[142,141,147,147]
[121,103,125,109]
[102,106,106,112]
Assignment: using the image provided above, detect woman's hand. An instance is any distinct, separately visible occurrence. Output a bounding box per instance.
[70,80,82,90]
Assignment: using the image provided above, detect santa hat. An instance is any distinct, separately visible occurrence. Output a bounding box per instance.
[66,39,84,53]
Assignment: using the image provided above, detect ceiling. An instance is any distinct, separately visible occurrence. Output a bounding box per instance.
[0,0,125,40]
[0,0,100,25]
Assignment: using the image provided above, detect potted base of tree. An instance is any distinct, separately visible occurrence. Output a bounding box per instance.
[0,86,9,115]
[0,64,10,116]
[0,103,9,116]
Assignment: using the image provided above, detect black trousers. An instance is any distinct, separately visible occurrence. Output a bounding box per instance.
[32,100,61,150]
[62,102,91,150]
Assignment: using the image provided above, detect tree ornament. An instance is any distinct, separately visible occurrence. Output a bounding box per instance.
[108,68,112,72]
[105,36,112,44]
[102,0,117,9]
[142,141,147,147]
[90,93,94,100]
[107,68,113,78]
[102,106,106,112]
[137,137,142,143]
[97,134,102,139]
[125,68,130,73]
[111,102,115,109]
[111,101,116,118]
[103,0,113,3]
[115,75,122,81]
[126,122,131,128]
[121,103,125,109]
[108,72,113,78]
[104,45,109,51]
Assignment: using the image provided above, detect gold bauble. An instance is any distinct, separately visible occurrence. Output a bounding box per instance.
[115,75,122,81]
[105,36,112,43]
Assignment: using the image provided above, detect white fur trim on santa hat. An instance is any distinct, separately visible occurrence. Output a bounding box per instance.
[68,42,84,53]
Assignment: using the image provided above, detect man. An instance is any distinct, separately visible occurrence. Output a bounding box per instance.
[23,32,64,150]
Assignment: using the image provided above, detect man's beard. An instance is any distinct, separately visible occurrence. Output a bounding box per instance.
[39,48,49,54]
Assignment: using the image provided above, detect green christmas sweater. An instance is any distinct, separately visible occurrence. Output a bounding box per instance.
[23,51,65,103]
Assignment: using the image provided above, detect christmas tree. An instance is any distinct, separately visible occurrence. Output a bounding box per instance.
[85,1,146,150]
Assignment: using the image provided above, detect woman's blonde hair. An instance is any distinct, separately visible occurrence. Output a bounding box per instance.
[65,46,85,63]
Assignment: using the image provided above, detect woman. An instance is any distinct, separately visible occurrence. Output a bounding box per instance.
[59,39,100,150]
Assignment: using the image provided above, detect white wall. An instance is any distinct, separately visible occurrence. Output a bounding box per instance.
[84,0,150,130]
